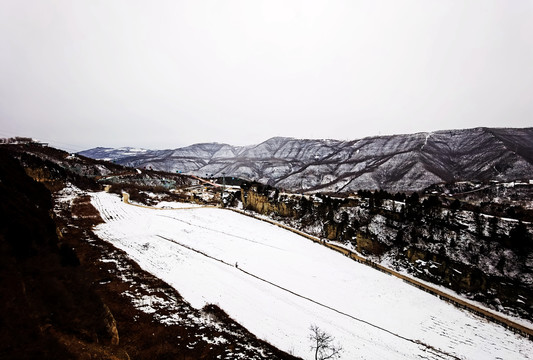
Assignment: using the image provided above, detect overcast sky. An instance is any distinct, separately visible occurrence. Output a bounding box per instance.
[1,0,532,151]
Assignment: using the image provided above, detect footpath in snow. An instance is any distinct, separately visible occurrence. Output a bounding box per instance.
[91,192,533,360]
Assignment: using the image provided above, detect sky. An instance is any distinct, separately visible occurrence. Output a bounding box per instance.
[1,0,532,152]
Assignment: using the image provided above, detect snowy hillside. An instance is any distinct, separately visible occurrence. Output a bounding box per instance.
[79,127,533,193]
[78,146,150,162]
[91,192,533,360]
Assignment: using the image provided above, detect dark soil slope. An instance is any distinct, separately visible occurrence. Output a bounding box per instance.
[0,148,125,359]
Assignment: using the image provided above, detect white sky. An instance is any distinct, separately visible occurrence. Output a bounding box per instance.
[1,0,532,151]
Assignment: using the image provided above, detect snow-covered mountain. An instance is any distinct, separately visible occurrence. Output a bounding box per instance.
[77,146,150,162]
[79,127,533,192]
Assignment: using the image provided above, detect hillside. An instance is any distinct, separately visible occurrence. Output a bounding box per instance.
[3,140,533,359]
[238,182,533,323]
[79,127,533,193]
[0,144,298,359]
[90,190,533,359]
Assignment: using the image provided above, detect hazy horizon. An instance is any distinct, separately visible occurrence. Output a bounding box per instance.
[67,125,530,153]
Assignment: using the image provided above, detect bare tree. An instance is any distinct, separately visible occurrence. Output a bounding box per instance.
[309,324,343,360]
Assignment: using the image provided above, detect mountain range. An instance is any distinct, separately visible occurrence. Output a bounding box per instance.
[79,127,533,193]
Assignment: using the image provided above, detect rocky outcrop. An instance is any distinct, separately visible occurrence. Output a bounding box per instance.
[102,303,120,346]
[356,232,387,256]
[241,187,296,218]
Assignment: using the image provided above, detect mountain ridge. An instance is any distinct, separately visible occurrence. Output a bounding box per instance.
[79,127,533,192]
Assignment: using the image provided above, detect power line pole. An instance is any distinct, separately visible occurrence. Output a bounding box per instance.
[221,172,226,207]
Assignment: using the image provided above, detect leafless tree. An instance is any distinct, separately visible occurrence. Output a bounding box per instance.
[309,324,343,360]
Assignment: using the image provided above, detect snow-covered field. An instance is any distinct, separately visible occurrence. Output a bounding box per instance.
[152,201,204,209]
[91,192,533,360]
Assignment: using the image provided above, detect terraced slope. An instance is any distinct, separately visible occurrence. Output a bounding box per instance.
[91,191,533,360]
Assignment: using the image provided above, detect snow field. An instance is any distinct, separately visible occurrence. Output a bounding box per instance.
[91,192,533,360]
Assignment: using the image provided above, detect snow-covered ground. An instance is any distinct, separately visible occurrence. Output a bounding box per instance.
[152,201,204,209]
[91,192,533,360]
